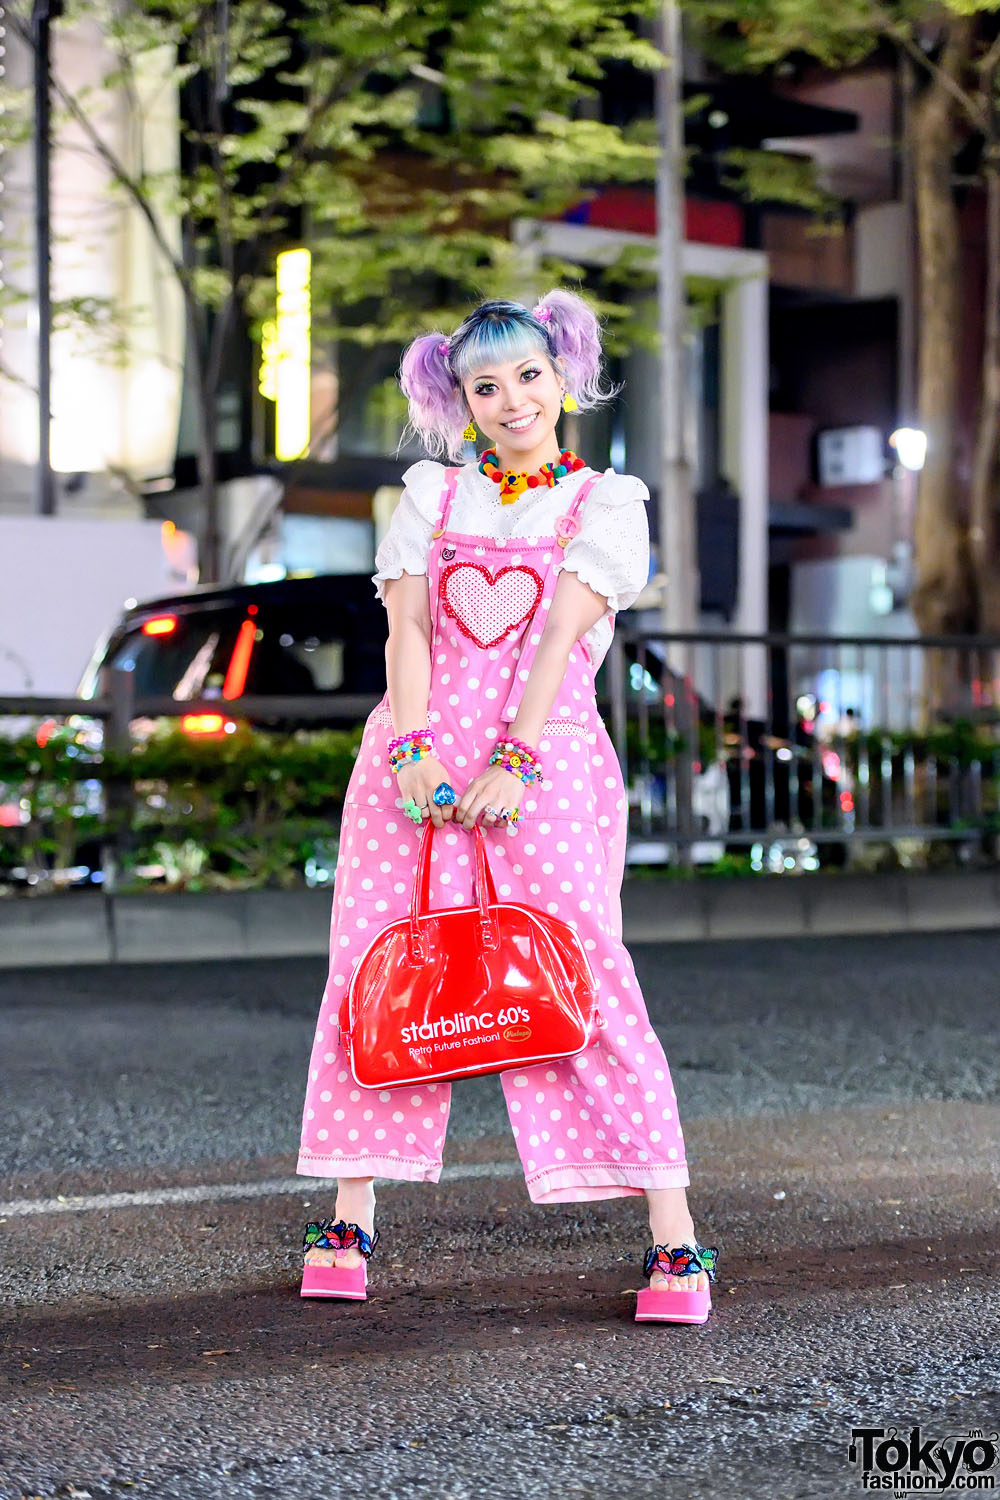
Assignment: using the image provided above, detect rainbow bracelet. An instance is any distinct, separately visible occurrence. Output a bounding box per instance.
[388,727,435,774]
[488,736,543,787]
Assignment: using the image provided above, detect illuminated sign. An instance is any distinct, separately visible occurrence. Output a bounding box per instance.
[258,248,311,461]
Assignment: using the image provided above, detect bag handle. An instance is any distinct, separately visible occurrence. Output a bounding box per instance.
[408,822,500,962]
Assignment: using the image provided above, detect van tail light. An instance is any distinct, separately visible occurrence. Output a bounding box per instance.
[181,713,233,736]
[222,618,256,699]
[142,615,178,636]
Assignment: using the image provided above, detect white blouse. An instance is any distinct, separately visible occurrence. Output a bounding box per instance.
[372,459,650,669]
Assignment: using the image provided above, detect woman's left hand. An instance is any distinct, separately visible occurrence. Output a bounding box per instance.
[455,765,525,831]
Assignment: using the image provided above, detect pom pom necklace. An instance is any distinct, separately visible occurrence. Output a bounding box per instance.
[479,447,586,503]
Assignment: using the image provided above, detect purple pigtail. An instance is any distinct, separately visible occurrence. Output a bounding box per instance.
[531,287,618,409]
[398,333,467,460]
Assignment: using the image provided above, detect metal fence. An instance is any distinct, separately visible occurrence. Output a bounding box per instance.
[603,630,1000,868]
[3,631,1000,879]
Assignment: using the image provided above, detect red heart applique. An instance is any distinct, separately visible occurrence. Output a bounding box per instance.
[439,562,544,650]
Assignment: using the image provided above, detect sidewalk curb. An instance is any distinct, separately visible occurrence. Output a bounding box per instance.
[1,870,998,967]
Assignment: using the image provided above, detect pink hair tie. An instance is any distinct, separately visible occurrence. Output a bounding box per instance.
[534,305,552,323]
[438,341,450,356]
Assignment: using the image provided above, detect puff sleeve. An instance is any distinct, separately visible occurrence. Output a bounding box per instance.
[372,459,446,603]
[555,470,651,613]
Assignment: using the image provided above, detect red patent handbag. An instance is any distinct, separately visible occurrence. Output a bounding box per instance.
[340,821,604,1089]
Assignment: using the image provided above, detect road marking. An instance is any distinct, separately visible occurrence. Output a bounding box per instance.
[0,1160,523,1219]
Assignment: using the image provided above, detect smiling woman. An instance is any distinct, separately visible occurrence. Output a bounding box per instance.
[294,287,720,1324]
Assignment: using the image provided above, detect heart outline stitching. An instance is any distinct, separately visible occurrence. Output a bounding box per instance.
[439,562,544,650]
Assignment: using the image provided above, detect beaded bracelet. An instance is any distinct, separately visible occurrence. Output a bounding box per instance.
[488,736,543,787]
[388,727,435,775]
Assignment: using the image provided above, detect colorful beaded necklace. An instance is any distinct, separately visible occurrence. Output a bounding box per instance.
[479,447,587,504]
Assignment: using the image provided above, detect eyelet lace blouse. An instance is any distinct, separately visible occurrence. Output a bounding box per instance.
[373,459,650,670]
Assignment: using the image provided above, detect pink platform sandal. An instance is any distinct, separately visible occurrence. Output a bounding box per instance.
[300,1218,380,1300]
[634,1240,719,1325]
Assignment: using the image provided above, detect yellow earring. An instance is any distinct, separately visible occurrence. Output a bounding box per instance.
[562,391,578,413]
[463,418,477,441]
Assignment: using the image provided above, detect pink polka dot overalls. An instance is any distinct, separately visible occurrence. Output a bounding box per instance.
[297,467,690,1203]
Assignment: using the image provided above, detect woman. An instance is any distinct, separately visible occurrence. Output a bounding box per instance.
[296,289,719,1323]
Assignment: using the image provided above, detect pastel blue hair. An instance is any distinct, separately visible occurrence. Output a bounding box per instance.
[399,288,618,460]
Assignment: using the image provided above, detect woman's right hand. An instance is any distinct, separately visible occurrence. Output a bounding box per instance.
[394,756,457,828]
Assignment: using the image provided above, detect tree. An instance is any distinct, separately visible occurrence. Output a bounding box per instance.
[2,0,663,580]
[694,0,1000,640]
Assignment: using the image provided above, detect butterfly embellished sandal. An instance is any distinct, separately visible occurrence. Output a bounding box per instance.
[634,1240,719,1325]
[300,1218,381,1301]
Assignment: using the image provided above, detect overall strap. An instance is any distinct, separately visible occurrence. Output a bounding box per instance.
[555,472,601,547]
[500,471,604,724]
[431,466,462,539]
[567,472,601,519]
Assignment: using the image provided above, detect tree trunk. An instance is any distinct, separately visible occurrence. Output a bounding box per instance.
[182,292,223,585]
[968,144,1000,633]
[197,385,222,584]
[910,18,975,647]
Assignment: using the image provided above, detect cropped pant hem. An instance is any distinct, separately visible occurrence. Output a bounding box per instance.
[524,1160,690,1205]
[296,1151,442,1184]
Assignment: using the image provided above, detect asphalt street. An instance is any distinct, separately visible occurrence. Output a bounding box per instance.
[1,931,999,1500]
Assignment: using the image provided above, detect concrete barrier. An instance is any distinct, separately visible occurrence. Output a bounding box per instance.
[1,869,998,968]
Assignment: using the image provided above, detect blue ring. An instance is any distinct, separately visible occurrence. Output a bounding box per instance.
[433,782,457,806]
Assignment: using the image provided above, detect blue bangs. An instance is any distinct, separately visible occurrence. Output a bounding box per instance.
[448,302,553,383]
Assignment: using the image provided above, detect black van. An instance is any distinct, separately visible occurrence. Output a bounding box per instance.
[77,573,390,735]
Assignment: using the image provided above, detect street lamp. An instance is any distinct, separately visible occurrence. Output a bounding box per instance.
[888,426,927,472]
[887,426,926,608]
[31,0,62,517]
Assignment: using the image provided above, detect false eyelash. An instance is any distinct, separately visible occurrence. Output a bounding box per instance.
[474,366,540,395]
